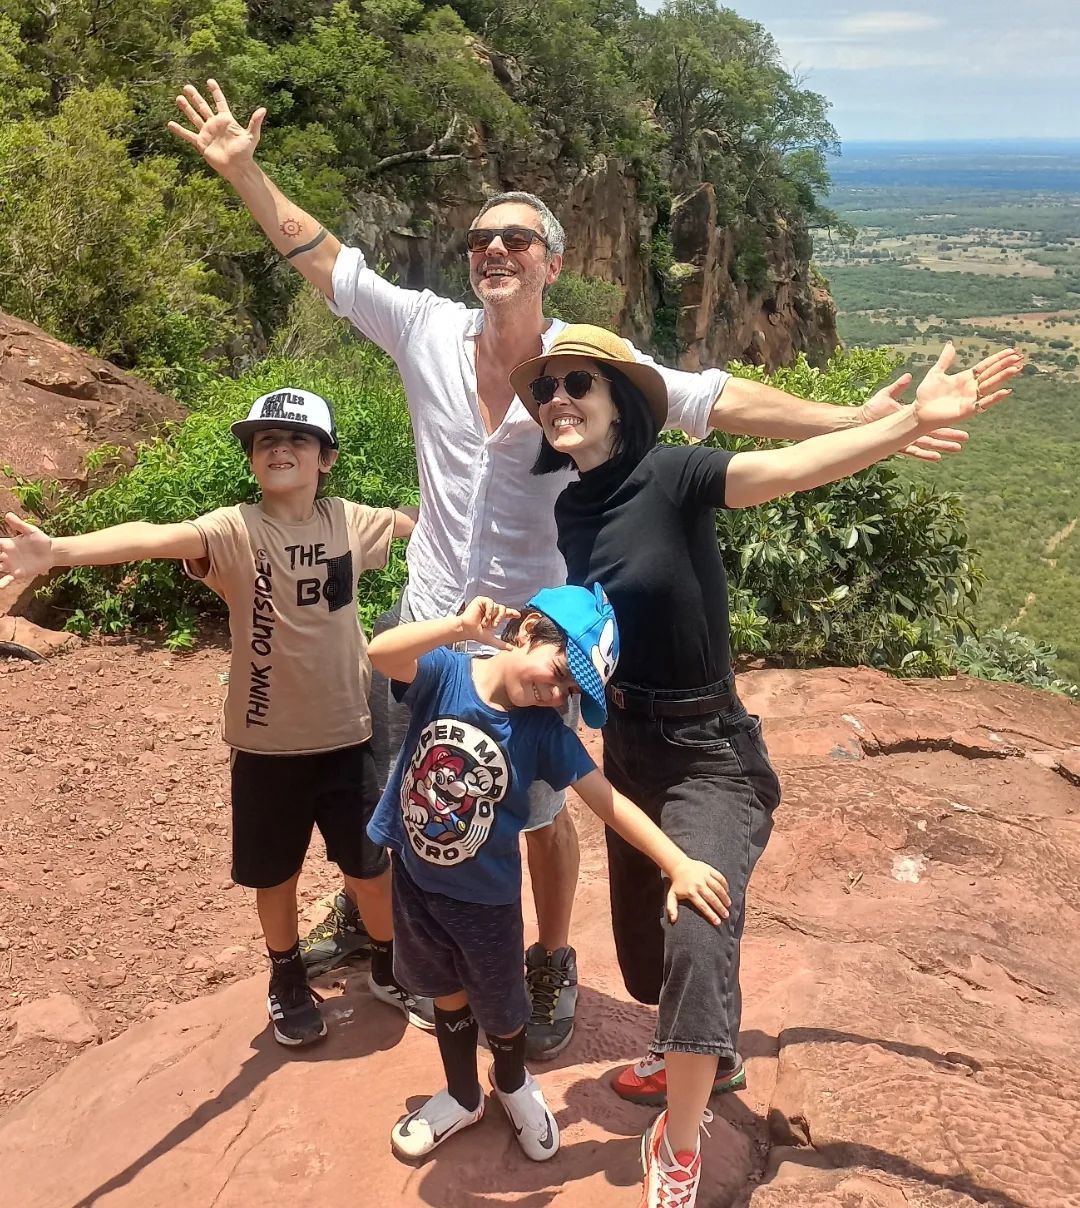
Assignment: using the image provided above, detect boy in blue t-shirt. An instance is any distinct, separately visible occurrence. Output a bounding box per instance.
[367,584,732,1163]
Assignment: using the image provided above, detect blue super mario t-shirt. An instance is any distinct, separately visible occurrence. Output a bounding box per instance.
[368,647,596,905]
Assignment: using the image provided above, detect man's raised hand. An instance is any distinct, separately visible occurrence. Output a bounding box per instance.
[167,79,266,181]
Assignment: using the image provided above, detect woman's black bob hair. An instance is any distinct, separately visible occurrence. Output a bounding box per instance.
[530,362,661,476]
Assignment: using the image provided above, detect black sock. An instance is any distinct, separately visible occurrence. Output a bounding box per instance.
[434,1003,481,1111]
[267,942,304,980]
[369,938,394,986]
[489,1029,526,1094]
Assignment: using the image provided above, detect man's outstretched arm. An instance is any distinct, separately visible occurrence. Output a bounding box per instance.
[705,372,971,462]
[168,79,340,298]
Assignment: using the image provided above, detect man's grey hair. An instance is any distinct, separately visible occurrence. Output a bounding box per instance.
[475,191,566,257]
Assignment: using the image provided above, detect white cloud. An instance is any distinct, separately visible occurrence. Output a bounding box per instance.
[836,10,943,36]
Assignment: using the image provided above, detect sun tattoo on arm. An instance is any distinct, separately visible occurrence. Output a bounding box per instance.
[280,218,303,238]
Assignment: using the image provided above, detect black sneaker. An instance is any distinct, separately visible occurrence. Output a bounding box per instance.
[267,971,327,1047]
[300,891,371,976]
[524,943,578,1061]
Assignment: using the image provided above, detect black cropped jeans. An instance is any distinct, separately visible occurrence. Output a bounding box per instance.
[601,679,781,1059]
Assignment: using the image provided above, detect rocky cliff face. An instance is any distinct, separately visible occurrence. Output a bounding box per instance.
[0,312,185,621]
[342,153,838,370]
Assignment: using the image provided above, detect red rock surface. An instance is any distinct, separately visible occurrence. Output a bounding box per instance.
[0,649,1078,1206]
[0,310,184,616]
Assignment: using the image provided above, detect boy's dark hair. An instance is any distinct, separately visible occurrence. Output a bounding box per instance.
[239,433,337,497]
[530,363,661,477]
[501,609,567,648]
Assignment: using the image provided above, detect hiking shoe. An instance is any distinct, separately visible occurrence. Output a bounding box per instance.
[267,972,327,1047]
[524,943,578,1061]
[300,891,371,976]
[613,1051,745,1106]
[640,1108,710,1208]
[489,1066,560,1161]
[390,1087,485,1159]
[368,973,436,1031]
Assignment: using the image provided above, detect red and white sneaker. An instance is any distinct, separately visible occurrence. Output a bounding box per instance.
[613,1051,745,1106]
[639,1109,710,1208]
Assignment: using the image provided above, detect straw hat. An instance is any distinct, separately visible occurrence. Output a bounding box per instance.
[510,324,668,428]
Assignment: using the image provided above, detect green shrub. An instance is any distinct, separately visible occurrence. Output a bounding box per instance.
[30,343,1021,691]
[545,273,625,328]
[685,348,987,675]
[954,628,1078,698]
[35,344,418,642]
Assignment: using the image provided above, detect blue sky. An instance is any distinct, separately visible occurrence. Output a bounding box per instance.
[640,2,1080,142]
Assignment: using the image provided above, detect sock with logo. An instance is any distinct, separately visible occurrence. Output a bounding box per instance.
[267,941,304,982]
[369,937,394,987]
[434,1003,481,1111]
[489,1028,526,1095]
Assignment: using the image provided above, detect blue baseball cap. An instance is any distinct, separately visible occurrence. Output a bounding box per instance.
[525,583,620,728]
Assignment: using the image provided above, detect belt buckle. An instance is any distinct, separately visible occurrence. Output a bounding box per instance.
[610,686,626,710]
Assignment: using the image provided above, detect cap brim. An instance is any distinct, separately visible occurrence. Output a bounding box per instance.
[510,347,668,430]
[231,418,338,448]
[566,642,608,729]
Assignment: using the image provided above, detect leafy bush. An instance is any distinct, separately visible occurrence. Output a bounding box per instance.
[545,273,625,328]
[0,85,253,397]
[30,343,998,688]
[683,348,987,675]
[954,629,1078,699]
[33,344,418,642]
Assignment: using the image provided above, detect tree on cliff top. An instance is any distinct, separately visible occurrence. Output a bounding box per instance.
[0,0,842,384]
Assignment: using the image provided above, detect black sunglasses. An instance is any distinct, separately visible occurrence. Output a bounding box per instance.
[529,371,601,405]
[467,226,550,254]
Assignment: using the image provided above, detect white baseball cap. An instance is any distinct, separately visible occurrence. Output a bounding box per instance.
[231,387,338,448]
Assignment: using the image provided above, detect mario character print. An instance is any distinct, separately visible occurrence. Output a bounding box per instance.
[400,719,510,866]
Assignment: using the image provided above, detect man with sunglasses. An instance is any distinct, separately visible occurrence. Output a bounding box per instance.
[168,79,972,1061]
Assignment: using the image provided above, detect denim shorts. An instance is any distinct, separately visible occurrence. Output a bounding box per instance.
[390,855,531,1038]
[369,591,577,832]
[601,683,782,1059]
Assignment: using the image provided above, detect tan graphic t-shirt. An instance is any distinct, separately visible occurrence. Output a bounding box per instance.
[186,498,395,754]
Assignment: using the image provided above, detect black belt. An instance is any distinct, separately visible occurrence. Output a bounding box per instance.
[606,679,740,719]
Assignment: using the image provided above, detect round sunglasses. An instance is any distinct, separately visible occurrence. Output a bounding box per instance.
[528,371,601,405]
[466,226,551,254]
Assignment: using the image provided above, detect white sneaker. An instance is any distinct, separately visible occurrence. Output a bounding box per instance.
[490,1067,560,1161]
[368,973,436,1031]
[640,1108,712,1208]
[390,1088,484,1159]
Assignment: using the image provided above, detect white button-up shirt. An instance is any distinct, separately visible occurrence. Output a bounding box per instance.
[329,245,729,622]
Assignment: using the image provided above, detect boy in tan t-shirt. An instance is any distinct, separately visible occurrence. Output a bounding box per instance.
[0,387,433,1046]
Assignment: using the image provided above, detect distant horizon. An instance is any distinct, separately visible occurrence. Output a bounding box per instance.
[647,2,1079,142]
[837,138,1080,147]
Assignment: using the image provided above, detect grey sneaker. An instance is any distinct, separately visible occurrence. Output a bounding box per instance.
[524,943,578,1061]
[300,891,371,976]
[368,973,437,1031]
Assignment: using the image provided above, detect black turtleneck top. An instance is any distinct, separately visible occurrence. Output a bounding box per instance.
[554,444,735,691]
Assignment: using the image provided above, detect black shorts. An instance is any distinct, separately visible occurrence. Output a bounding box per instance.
[390,855,531,1038]
[230,742,388,889]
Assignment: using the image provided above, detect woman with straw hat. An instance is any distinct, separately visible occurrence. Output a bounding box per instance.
[511,325,1021,1207]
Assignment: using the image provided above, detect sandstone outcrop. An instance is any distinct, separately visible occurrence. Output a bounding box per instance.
[1,653,1076,1207]
[0,311,184,620]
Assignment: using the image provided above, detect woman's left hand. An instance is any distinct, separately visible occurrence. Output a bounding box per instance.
[913,343,1024,429]
[665,859,731,926]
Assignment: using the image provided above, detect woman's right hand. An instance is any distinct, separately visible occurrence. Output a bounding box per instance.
[0,513,54,590]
